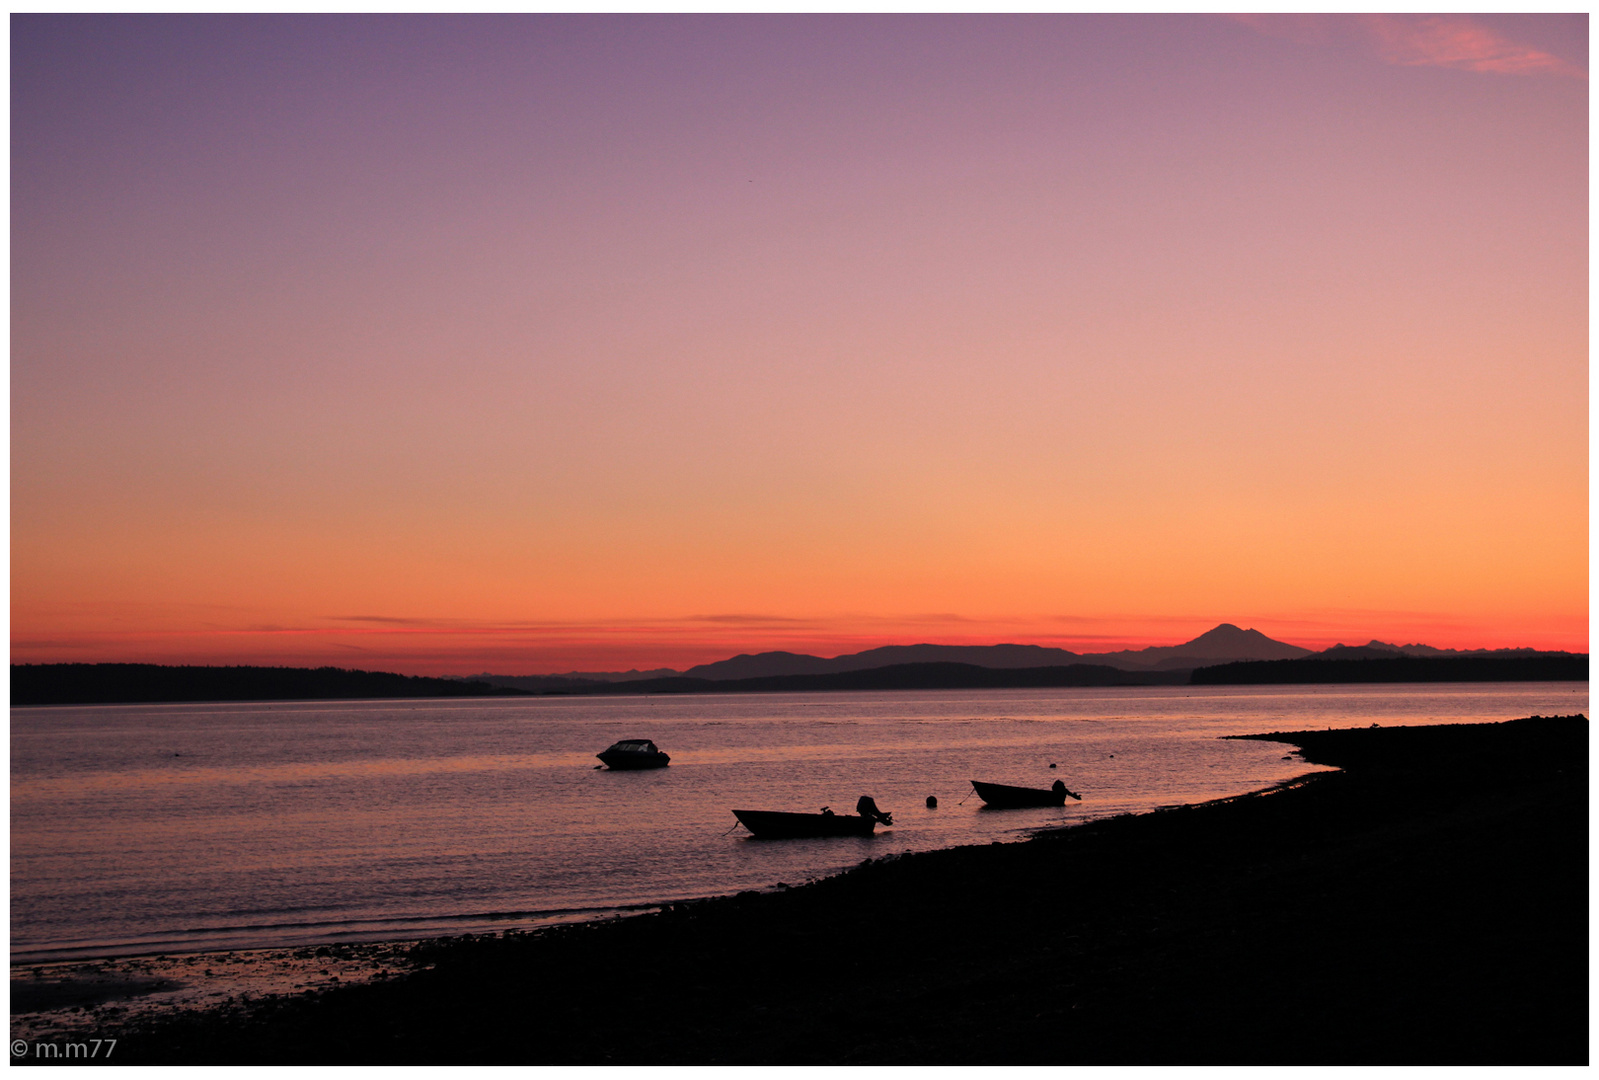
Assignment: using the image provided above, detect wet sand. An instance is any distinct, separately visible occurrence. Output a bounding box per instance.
[12,714,1586,1065]
[10,943,418,1047]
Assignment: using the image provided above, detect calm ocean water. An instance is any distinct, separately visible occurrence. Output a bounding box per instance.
[11,682,1586,963]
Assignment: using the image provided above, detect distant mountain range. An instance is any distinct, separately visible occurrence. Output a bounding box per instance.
[12,625,1586,704]
[1308,641,1575,661]
[467,623,1583,692]
[679,623,1312,679]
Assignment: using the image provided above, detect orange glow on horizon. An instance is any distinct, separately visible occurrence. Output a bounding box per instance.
[10,16,1587,679]
[9,610,1587,677]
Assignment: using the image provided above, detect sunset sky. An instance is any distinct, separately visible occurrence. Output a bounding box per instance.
[11,14,1589,675]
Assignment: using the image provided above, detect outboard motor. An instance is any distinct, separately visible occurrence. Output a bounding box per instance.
[1052,779,1083,801]
[856,795,892,826]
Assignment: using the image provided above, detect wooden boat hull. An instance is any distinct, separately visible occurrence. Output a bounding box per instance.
[970,780,1079,808]
[596,750,671,770]
[732,809,877,838]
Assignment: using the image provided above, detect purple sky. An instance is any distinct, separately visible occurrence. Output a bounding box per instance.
[12,15,1589,672]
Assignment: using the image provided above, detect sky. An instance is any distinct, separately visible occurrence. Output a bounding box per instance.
[10,14,1589,675]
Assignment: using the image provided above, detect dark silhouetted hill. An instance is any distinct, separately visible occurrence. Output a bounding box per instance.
[533,668,680,683]
[682,650,845,680]
[467,626,1579,688]
[11,664,530,706]
[1086,622,1314,670]
[460,673,611,693]
[1308,640,1578,662]
[683,643,1087,680]
[669,624,1310,681]
[585,662,1186,694]
[1191,655,1588,685]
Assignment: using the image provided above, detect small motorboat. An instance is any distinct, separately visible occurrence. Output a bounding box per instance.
[970,779,1081,808]
[733,797,893,839]
[596,739,671,770]
[731,809,876,838]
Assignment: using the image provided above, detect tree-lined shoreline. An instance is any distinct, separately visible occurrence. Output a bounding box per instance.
[8,664,521,707]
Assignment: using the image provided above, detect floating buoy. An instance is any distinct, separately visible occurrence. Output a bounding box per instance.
[926,795,938,809]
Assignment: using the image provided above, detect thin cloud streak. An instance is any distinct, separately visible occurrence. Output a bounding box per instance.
[1228,14,1586,79]
[1362,15,1586,78]
[681,614,818,626]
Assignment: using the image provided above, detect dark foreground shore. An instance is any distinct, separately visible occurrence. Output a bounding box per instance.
[20,715,1587,1065]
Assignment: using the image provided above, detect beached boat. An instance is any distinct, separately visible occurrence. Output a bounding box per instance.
[596,739,671,770]
[970,779,1081,807]
[731,808,881,838]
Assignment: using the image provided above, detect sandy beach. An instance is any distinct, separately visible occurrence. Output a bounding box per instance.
[11,714,1586,1065]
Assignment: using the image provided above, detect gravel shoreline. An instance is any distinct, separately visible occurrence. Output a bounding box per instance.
[12,714,1586,1065]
